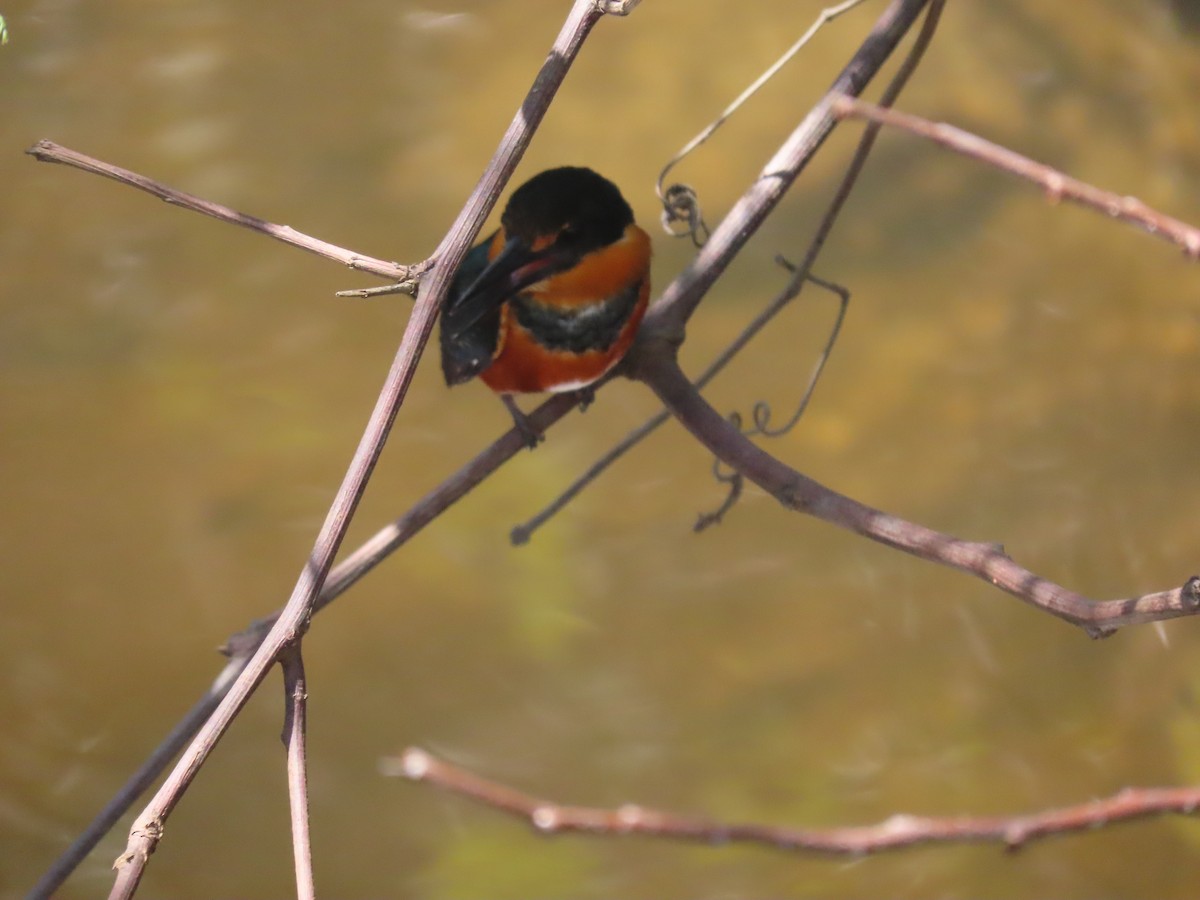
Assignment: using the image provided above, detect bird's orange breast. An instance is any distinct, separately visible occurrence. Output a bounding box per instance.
[480,224,651,395]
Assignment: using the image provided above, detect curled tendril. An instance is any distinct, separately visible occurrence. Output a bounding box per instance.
[698,269,850,526]
[659,182,710,248]
[696,435,744,532]
[748,268,848,440]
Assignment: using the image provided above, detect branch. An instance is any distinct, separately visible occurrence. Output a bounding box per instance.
[637,351,1200,634]
[104,2,623,896]
[829,95,1200,258]
[392,747,1200,856]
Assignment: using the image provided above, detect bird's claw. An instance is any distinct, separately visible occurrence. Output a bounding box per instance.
[502,396,544,449]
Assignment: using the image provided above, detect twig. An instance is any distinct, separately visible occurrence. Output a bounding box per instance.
[281,648,315,900]
[640,351,1200,634]
[829,95,1200,259]
[510,403,667,544]
[104,2,623,896]
[25,140,422,284]
[391,747,1200,855]
[693,461,743,532]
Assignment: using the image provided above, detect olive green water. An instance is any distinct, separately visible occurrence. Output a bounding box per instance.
[3,1,1200,897]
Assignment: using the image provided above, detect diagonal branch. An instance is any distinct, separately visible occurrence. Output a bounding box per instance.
[829,95,1200,258]
[32,395,580,899]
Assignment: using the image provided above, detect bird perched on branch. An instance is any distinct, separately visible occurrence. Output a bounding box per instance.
[440,166,652,445]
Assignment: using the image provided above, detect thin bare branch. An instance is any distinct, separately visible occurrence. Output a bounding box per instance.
[281,649,315,900]
[830,95,1200,258]
[391,747,1200,856]
[510,403,667,544]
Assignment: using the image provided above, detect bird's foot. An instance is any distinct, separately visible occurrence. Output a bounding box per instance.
[501,395,544,449]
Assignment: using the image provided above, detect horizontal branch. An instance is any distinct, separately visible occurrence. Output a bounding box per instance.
[392,747,1200,855]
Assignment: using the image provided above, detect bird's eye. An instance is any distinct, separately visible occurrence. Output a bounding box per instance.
[558,223,580,242]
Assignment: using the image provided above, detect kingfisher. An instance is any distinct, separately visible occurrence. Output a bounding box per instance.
[440,167,652,444]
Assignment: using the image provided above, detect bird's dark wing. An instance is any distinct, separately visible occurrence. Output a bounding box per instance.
[440,235,502,386]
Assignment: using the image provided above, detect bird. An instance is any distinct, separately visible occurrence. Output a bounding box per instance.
[440,166,652,445]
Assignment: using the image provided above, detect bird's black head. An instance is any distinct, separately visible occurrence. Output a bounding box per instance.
[500,166,634,257]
